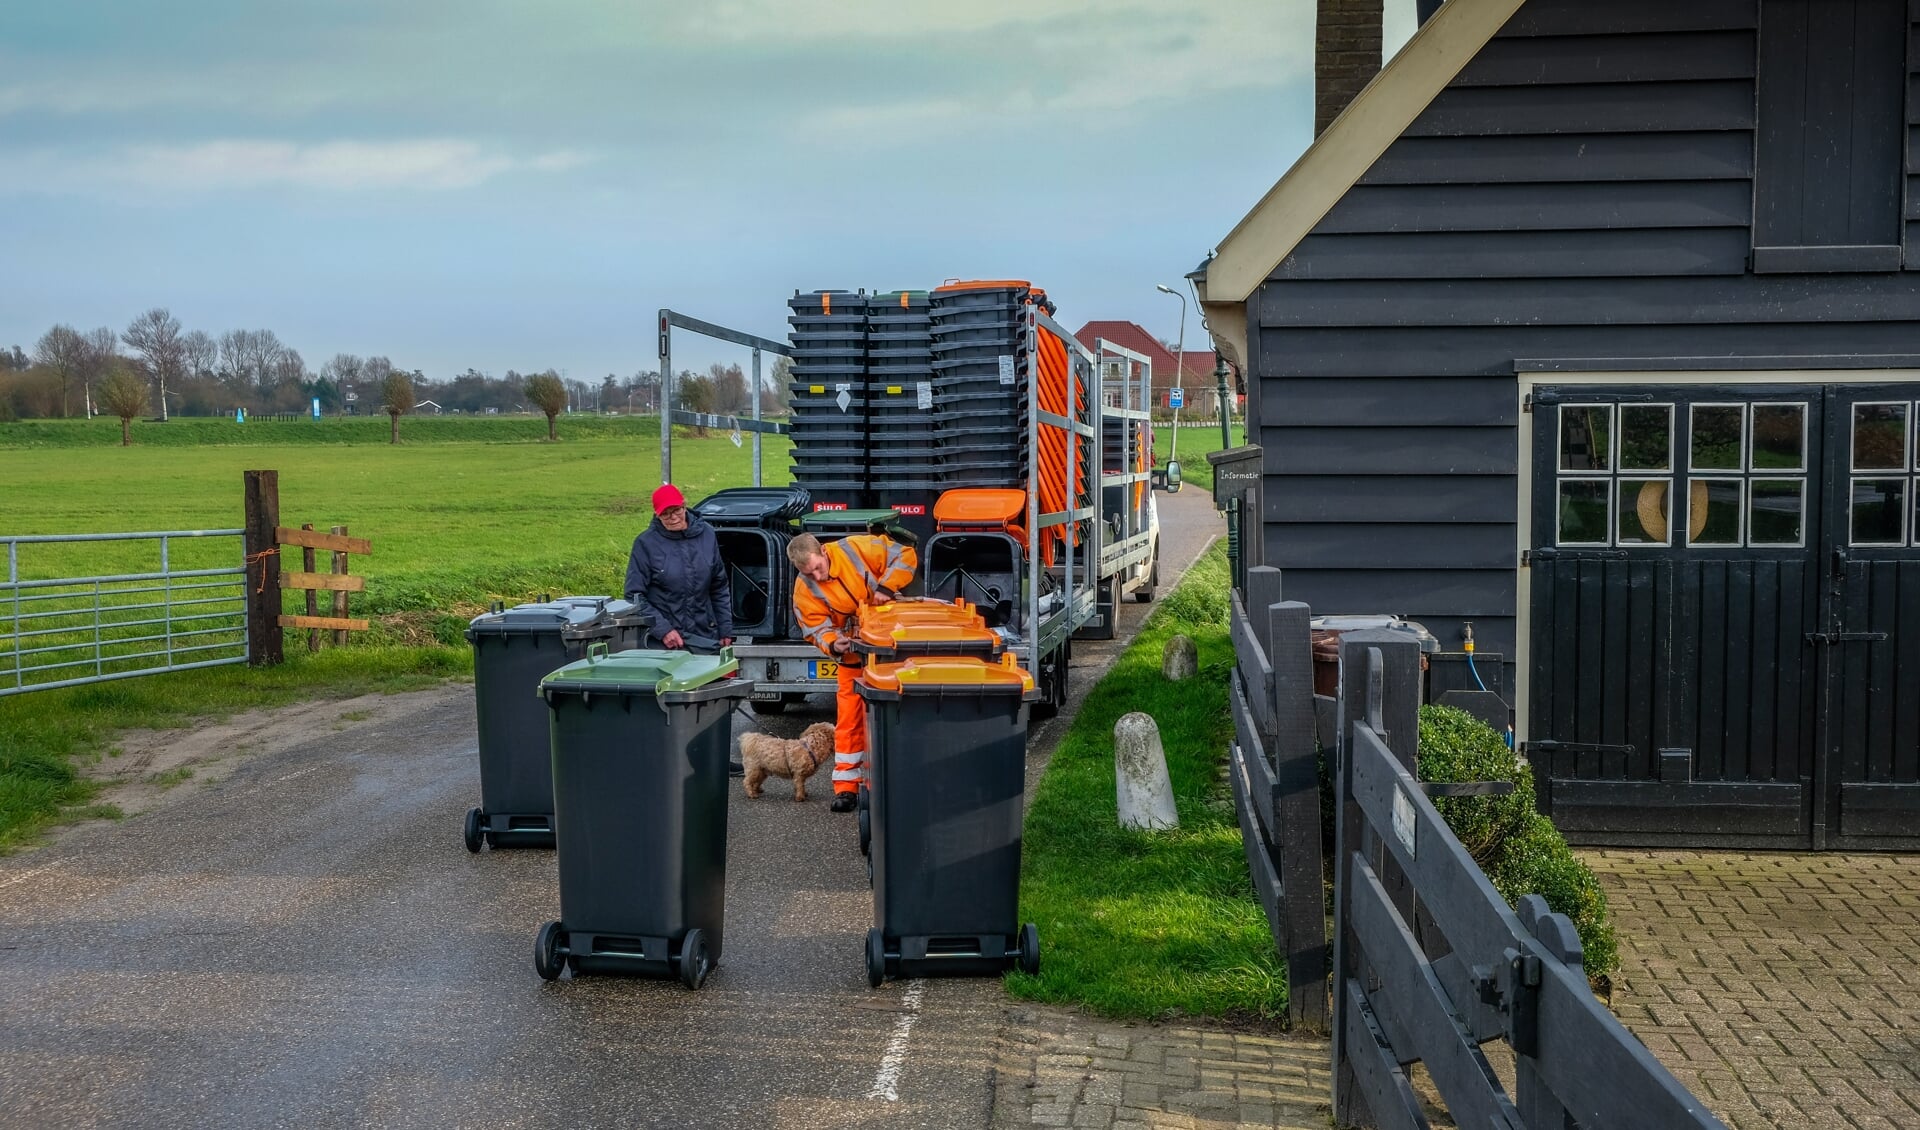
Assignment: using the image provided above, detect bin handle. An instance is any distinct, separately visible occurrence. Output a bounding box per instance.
[588,641,609,662]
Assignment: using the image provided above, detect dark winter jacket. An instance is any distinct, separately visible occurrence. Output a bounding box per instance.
[624,515,733,644]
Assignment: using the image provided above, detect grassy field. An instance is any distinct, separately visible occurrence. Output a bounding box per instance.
[1007,543,1284,1023]
[0,417,794,640]
[1151,422,1247,492]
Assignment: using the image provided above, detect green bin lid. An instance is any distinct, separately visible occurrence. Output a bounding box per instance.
[539,646,739,698]
[800,509,903,532]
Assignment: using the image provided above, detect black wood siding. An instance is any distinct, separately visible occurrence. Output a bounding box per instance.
[1252,0,1920,671]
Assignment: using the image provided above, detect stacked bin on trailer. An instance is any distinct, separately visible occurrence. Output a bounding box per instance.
[865,290,941,547]
[462,596,648,851]
[786,290,869,510]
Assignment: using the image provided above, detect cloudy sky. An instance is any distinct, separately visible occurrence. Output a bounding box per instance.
[0,1,1416,380]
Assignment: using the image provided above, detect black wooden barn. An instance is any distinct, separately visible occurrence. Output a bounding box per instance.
[1197,0,1920,850]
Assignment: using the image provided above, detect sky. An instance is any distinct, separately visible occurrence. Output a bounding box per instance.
[0,1,1418,381]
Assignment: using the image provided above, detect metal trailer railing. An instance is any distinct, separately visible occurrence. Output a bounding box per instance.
[1020,307,1103,674]
[2,529,249,697]
[1093,337,1157,587]
[656,308,793,486]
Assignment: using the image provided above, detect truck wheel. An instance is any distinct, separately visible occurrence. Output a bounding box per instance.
[1134,555,1158,603]
[749,698,786,715]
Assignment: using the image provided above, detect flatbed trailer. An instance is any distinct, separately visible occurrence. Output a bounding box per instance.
[653,301,1167,718]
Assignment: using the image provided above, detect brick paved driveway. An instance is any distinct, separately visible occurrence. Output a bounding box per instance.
[1584,850,1920,1130]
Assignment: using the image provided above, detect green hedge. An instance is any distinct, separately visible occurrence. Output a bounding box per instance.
[1416,704,1620,979]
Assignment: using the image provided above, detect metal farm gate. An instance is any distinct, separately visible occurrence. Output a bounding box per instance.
[1525,378,1920,849]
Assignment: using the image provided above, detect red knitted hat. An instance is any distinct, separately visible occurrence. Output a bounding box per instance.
[652,483,685,513]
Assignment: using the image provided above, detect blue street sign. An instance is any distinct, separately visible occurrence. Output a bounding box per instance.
[1169,387,1184,409]
[311,397,321,419]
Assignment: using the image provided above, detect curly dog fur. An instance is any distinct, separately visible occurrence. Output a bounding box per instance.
[737,722,835,801]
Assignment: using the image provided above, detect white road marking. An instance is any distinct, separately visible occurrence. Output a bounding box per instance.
[865,978,927,1102]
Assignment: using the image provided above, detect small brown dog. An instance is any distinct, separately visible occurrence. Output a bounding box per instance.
[737,722,835,801]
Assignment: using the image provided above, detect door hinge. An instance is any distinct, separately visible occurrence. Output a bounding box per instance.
[1522,393,1533,414]
[1805,631,1889,645]
[1520,549,1530,568]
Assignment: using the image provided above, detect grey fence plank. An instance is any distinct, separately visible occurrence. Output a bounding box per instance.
[1231,740,1287,947]
[1269,599,1328,1033]
[1350,856,1527,1130]
[1231,672,1279,837]
[1231,594,1277,740]
[1341,978,1432,1130]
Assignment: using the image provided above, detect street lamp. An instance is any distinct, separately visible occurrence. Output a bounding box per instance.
[1154,283,1186,463]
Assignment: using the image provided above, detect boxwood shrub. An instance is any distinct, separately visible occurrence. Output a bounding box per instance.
[1416,704,1620,979]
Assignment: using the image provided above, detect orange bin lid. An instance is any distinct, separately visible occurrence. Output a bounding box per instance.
[859,653,1035,695]
[933,278,1033,293]
[935,488,1026,529]
[855,599,1000,656]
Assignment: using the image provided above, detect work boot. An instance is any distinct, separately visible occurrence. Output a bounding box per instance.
[830,793,857,813]
[728,759,745,777]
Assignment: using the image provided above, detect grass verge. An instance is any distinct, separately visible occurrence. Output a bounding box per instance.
[0,645,468,852]
[1008,541,1286,1023]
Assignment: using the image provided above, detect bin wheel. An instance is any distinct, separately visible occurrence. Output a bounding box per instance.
[749,698,786,716]
[865,853,874,888]
[463,808,485,854]
[679,928,712,990]
[1018,923,1041,976]
[534,921,567,981]
[866,928,887,988]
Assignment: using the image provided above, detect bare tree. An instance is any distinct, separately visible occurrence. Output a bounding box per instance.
[525,371,567,440]
[80,327,117,417]
[33,324,86,417]
[180,330,218,380]
[122,308,184,421]
[98,366,149,445]
[381,370,415,443]
[710,362,748,415]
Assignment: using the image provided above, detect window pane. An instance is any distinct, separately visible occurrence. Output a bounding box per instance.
[1750,403,1806,470]
[1851,478,1908,545]
[1690,405,1744,470]
[1748,479,1805,545]
[1852,403,1909,471]
[1558,479,1611,544]
[1617,479,1672,544]
[1687,478,1743,545]
[1559,406,1611,471]
[1619,405,1672,471]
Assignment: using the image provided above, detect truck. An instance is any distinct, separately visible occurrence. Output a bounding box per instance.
[655,295,1176,721]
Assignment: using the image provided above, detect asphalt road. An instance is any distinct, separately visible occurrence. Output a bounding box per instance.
[0,487,1222,1130]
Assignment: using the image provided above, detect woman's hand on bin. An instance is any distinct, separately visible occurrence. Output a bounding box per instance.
[719,637,732,648]
[662,629,685,649]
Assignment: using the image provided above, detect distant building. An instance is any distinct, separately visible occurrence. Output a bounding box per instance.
[1072,321,1221,414]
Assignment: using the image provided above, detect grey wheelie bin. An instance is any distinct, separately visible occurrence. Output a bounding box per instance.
[855,654,1042,986]
[533,646,750,989]
[463,596,648,851]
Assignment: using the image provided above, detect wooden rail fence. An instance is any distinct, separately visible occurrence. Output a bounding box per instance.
[1227,564,1725,1126]
[242,470,370,665]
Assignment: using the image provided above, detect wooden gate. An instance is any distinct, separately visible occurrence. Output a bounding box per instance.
[1528,381,1920,848]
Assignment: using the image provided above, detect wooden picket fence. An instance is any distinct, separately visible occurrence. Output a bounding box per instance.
[277,523,369,651]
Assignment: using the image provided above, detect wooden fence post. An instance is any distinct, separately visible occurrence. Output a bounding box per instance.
[1269,598,1328,1033]
[1331,631,1421,1127]
[243,470,283,667]
[301,522,319,652]
[1515,894,1583,1130]
[1244,566,1283,649]
[330,525,350,647]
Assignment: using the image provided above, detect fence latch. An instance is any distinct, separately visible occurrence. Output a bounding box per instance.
[1472,949,1543,1058]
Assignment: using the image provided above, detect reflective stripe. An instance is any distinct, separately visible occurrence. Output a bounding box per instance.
[797,574,849,646]
[883,540,908,576]
[839,542,880,593]
[835,751,866,764]
[831,768,865,781]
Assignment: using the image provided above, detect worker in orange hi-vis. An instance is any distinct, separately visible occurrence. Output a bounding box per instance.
[787,523,918,813]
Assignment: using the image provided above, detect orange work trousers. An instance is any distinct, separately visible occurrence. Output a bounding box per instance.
[832,658,868,796]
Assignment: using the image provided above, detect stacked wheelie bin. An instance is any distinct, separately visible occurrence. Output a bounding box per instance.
[533,646,750,988]
[849,595,1038,984]
[787,289,869,509]
[462,596,648,851]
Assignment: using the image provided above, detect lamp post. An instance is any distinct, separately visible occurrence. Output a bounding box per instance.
[1154,283,1186,463]
[1214,352,1233,450]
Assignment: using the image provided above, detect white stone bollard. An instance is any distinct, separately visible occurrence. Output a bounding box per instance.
[1162,634,1197,681]
[1114,712,1179,831]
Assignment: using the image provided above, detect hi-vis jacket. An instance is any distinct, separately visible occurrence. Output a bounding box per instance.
[792,534,917,653]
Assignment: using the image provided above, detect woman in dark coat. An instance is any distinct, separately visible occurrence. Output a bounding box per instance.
[624,483,733,651]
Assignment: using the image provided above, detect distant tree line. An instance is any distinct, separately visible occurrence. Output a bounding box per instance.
[0,309,787,424]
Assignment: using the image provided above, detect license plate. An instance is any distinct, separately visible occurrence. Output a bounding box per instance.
[809,660,839,679]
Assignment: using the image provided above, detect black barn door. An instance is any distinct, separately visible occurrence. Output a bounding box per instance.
[1821,387,1920,848]
[1529,386,1823,847]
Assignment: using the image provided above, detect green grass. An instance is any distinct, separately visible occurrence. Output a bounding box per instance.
[1007,541,1286,1022]
[0,412,714,449]
[0,645,468,851]
[0,421,794,641]
[1152,423,1250,493]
